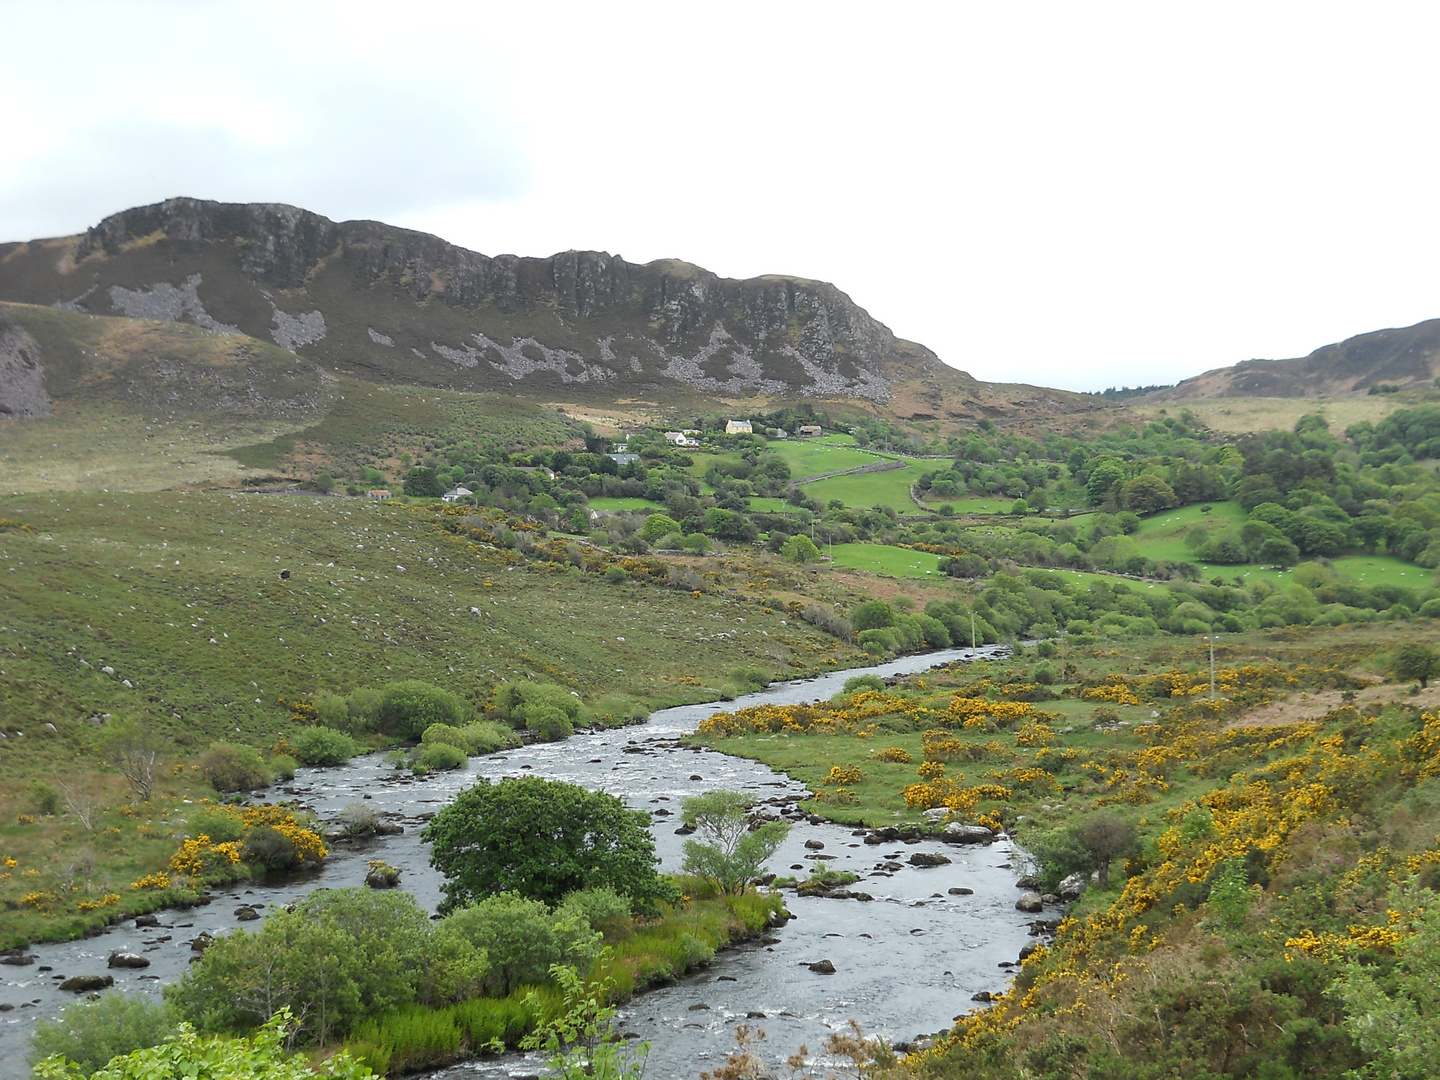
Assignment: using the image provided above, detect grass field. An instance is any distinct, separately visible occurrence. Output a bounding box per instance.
[747,497,792,513]
[1128,502,1440,589]
[587,497,666,513]
[936,497,1027,516]
[828,543,943,578]
[1131,502,1249,562]
[799,458,933,515]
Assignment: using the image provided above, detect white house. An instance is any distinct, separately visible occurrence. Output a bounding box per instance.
[664,431,699,447]
[441,486,474,503]
[797,424,823,438]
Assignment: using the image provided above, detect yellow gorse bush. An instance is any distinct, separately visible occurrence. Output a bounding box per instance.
[822,764,865,786]
[169,835,244,877]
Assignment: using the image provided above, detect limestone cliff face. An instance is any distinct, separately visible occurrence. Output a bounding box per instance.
[0,311,50,418]
[36,198,931,403]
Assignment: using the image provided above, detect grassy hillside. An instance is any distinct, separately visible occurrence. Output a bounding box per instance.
[0,303,333,492]
[0,491,865,781]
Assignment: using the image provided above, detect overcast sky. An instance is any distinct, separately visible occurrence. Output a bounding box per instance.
[3,1,1439,392]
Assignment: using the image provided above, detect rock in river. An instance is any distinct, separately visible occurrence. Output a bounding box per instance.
[941,823,994,845]
[1016,892,1045,913]
[107,950,150,969]
[60,975,114,993]
[808,959,836,974]
[908,852,953,868]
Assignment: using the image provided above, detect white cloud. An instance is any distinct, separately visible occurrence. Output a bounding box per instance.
[4,1,1440,392]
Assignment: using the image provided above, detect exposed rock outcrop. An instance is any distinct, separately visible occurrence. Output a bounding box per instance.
[0,312,50,418]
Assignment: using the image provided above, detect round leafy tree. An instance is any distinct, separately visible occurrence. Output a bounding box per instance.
[1393,643,1440,689]
[422,776,677,913]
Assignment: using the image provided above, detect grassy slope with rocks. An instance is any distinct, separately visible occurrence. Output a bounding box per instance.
[0,489,871,944]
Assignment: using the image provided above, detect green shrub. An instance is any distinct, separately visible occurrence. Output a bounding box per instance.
[293,727,360,766]
[29,990,175,1075]
[268,754,298,782]
[421,723,469,750]
[524,705,573,742]
[842,674,886,695]
[242,825,301,870]
[30,781,60,816]
[852,599,896,631]
[445,893,571,996]
[556,885,632,940]
[728,667,771,692]
[197,743,272,793]
[497,681,581,740]
[460,720,522,754]
[345,687,386,734]
[604,565,627,584]
[418,742,467,770]
[186,807,246,844]
[379,681,468,740]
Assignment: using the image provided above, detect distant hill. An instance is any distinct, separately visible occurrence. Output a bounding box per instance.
[0,198,1102,427]
[1155,317,1440,400]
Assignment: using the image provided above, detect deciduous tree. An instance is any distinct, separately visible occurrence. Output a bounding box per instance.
[423,776,676,913]
[680,791,789,894]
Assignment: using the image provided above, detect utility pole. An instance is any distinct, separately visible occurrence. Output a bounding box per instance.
[1206,635,1217,700]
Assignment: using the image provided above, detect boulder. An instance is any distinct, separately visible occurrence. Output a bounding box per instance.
[365,863,402,889]
[1015,892,1044,913]
[234,906,260,921]
[1015,875,1041,890]
[107,950,150,969]
[372,822,404,836]
[132,914,160,928]
[1019,942,1042,962]
[804,839,825,850]
[1041,893,1059,905]
[948,887,974,896]
[190,932,215,953]
[908,852,953,868]
[941,823,994,845]
[971,991,993,1002]
[1057,873,1087,901]
[807,959,836,974]
[0,953,36,966]
[60,975,113,993]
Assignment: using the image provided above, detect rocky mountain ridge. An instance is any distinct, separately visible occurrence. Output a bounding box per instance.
[0,198,962,409]
[1154,317,1440,400]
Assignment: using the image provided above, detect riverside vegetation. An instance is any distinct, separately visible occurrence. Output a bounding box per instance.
[30,776,788,1077]
[690,623,1440,1080]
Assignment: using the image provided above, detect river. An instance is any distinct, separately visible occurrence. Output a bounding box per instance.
[2,646,1051,1076]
